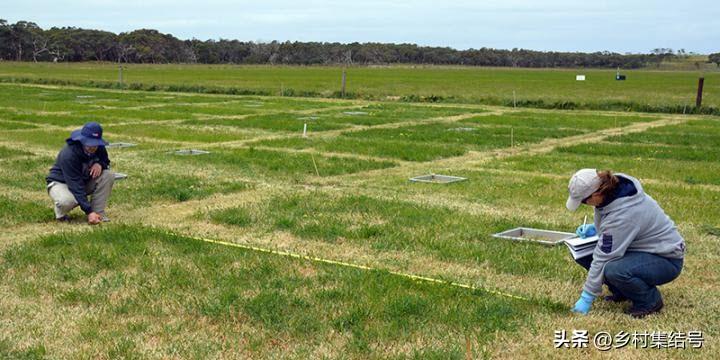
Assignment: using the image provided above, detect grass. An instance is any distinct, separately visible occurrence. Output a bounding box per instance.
[0,156,54,191]
[0,145,34,159]
[0,195,49,226]
[313,103,483,127]
[0,225,544,358]
[1,109,111,127]
[347,168,579,217]
[255,136,468,162]
[184,103,484,132]
[255,111,651,161]
[1,78,718,358]
[342,122,578,146]
[556,142,720,163]
[484,119,720,183]
[1,62,719,111]
[208,192,580,279]
[112,172,252,206]
[1,128,74,149]
[153,147,397,180]
[479,128,720,225]
[606,119,720,148]
[488,148,719,182]
[461,111,655,130]
[105,123,260,143]
[183,112,352,132]
[0,119,38,130]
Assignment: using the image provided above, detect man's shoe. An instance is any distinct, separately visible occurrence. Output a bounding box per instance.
[604,293,628,303]
[56,215,70,223]
[625,299,664,318]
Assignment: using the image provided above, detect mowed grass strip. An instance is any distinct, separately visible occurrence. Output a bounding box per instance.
[105,123,260,143]
[208,192,580,279]
[0,145,35,159]
[254,136,467,162]
[154,147,397,180]
[0,225,545,359]
[340,122,578,147]
[182,112,353,132]
[255,112,617,162]
[0,84,350,126]
[111,172,253,206]
[323,103,483,127]
[350,168,582,220]
[184,103,483,133]
[0,109,111,127]
[485,119,720,185]
[160,96,353,114]
[486,151,720,224]
[0,118,38,130]
[0,156,53,191]
[0,84,238,113]
[557,142,720,163]
[0,106,187,127]
[487,146,720,184]
[0,195,49,226]
[0,86,97,112]
[1,128,73,149]
[461,111,654,131]
[606,119,720,148]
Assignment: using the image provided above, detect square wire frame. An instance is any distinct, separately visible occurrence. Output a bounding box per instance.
[409,174,467,184]
[107,142,137,148]
[492,227,576,246]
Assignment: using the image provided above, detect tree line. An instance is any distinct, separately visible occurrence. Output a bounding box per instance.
[2,20,716,68]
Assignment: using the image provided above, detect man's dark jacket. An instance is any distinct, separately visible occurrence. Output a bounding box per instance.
[46,140,110,214]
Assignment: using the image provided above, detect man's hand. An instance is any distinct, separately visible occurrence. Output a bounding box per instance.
[89,163,103,179]
[88,212,102,225]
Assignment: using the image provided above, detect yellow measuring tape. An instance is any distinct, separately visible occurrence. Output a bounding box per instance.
[178,232,529,302]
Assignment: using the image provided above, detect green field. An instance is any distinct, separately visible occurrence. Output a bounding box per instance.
[0,74,718,359]
[1,62,719,111]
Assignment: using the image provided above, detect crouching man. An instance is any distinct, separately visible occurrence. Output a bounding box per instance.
[46,122,114,224]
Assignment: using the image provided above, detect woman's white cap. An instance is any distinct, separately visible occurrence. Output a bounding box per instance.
[566,169,601,211]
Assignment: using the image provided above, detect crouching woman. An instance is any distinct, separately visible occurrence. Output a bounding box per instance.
[566,169,685,318]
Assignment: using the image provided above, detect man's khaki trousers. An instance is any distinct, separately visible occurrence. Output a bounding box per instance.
[47,170,115,219]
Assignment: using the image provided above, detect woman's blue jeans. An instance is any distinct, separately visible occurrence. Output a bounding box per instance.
[575,251,683,311]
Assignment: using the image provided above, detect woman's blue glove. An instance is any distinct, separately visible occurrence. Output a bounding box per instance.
[571,290,596,315]
[575,224,597,239]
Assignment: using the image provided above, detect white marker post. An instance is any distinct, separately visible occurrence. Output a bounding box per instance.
[303,123,308,137]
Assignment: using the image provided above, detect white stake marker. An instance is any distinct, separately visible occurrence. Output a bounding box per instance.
[303,123,308,137]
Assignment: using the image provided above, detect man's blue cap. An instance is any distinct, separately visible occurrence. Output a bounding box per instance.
[69,122,108,147]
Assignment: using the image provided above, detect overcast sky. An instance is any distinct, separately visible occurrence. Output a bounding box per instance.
[2,0,718,53]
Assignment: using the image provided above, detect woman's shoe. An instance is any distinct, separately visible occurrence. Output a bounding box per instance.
[604,293,628,302]
[625,299,664,318]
